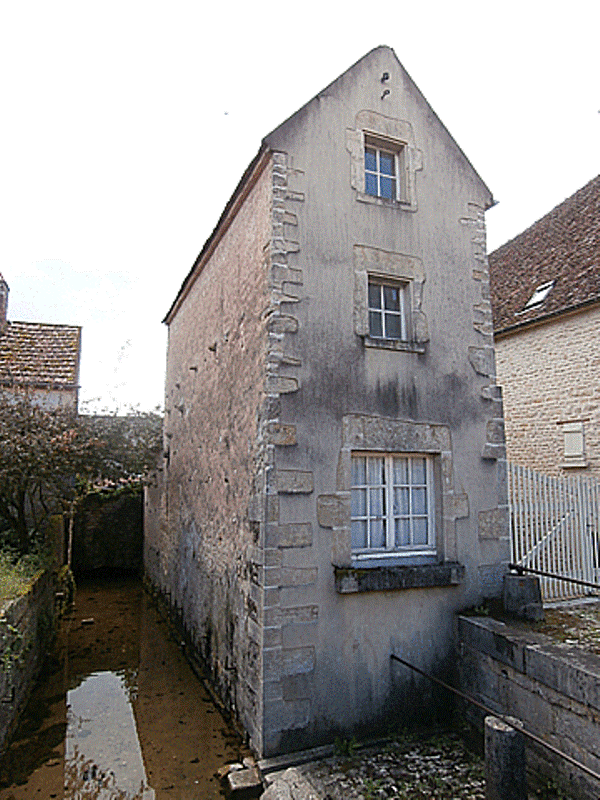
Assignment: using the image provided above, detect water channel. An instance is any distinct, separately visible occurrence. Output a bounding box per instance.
[0,576,250,799]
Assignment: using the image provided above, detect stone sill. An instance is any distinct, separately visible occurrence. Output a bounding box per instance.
[560,460,588,470]
[356,192,416,213]
[334,562,465,594]
[363,336,426,354]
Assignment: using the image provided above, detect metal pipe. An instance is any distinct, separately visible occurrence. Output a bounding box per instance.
[509,562,600,591]
[390,652,600,785]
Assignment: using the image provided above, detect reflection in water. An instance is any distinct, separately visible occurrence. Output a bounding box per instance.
[66,671,154,799]
[0,577,248,799]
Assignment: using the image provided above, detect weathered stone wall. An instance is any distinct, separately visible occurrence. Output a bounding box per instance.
[458,614,600,799]
[495,304,600,478]
[250,49,509,755]
[72,489,143,574]
[149,47,509,758]
[0,571,55,753]
[145,157,273,754]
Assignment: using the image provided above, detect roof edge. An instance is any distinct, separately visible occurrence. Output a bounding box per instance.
[494,297,600,339]
[263,45,494,207]
[164,144,271,325]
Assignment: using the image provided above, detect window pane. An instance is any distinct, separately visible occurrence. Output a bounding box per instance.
[379,151,395,175]
[413,517,428,545]
[369,311,383,338]
[369,487,384,518]
[385,312,402,339]
[395,518,410,547]
[368,282,382,309]
[352,519,367,549]
[394,487,410,516]
[370,518,386,549]
[380,176,395,200]
[412,457,427,485]
[412,487,427,516]
[393,457,408,485]
[368,457,385,485]
[351,487,367,517]
[365,172,378,196]
[351,456,366,485]
[383,285,399,311]
[365,147,377,172]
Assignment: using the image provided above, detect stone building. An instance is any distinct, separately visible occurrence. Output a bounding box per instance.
[145,46,508,757]
[0,271,81,409]
[489,175,600,478]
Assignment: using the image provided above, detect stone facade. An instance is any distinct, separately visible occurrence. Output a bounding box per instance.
[496,305,600,478]
[489,174,600,479]
[145,46,509,757]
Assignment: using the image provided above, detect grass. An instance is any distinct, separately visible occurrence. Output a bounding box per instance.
[0,549,45,603]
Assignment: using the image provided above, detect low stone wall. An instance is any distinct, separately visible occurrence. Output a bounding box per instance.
[458,615,600,799]
[0,570,55,753]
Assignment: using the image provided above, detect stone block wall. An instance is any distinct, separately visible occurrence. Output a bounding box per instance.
[0,570,55,753]
[495,305,600,478]
[145,153,274,754]
[458,615,600,800]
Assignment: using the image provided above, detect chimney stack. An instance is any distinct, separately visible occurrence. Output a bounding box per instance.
[0,273,9,332]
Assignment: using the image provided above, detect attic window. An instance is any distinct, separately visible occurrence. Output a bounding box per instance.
[523,280,554,310]
[364,135,406,202]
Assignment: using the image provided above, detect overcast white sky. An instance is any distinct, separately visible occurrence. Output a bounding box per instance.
[1,1,598,412]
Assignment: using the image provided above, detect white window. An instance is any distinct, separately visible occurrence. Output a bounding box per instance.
[523,280,554,311]
[351,454,435,554]
[364,136,405,201]
[368,279,409,341]
[560,421,587,468]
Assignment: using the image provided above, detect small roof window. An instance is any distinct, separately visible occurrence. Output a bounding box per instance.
[523,280,555,310]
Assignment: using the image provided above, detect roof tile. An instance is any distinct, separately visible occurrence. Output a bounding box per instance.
[0,321,81,388]
[489,174,600,334]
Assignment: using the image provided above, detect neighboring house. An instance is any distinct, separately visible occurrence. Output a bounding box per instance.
[145,46,508,757]
[489,175,600,478]
[0,272,81,409]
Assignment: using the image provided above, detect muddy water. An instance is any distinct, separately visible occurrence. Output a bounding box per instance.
[0,577,249,799]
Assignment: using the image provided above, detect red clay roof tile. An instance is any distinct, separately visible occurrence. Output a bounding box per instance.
[489,174,600,335]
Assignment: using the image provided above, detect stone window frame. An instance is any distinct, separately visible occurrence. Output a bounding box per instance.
[353,245,429,353]
[318,415,466,595]
[346,110,422,211]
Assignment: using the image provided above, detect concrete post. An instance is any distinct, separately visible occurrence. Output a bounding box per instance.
[485,716,526,800]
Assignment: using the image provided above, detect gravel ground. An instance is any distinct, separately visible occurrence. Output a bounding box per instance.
[290,730,486,800]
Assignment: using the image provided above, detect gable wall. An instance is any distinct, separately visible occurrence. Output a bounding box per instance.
[258,48,508,754]
[496,304,600,478]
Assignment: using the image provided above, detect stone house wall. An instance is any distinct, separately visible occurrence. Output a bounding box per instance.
[495,304,600,478]
[147,46,510,758]
[145,155,274,751]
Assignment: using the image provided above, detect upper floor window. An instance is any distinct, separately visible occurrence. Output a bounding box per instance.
[364,136,405,202]
[368,279,409,341]
[351,453,435,555]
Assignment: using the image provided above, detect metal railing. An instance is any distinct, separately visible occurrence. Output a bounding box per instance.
[390,652,600,786]
[508,463,600,601]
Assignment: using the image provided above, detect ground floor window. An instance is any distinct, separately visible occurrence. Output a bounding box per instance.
[351,453,435,554]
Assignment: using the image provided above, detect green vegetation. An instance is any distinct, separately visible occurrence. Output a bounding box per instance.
[0,548,46,602]
[0,390,162,556]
